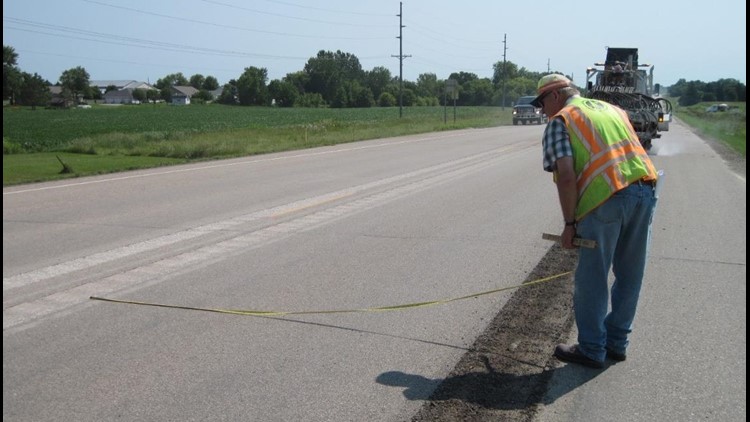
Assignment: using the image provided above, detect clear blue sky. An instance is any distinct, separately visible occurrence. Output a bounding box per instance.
[3,0,746,88]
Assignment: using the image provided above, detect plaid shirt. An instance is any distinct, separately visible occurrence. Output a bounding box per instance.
[542,116,573,172]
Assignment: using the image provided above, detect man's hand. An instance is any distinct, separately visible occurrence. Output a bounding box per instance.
[561,225,577,249]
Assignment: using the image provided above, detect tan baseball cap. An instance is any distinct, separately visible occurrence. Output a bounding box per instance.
[530,74,573,107]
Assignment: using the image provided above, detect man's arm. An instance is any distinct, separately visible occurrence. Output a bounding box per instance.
[554,156,578,249]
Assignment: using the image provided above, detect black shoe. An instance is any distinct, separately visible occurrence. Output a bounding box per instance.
[554,344,605,368]
[606,347,627,362]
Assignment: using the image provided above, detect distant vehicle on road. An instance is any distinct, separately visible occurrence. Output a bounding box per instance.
[584,47,672,150]
[513,95,545,125]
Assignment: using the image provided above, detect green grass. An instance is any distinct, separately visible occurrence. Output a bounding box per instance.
[2,153,189,185]
[3,101,745,186]
[670,100,746,156]
[3,104,512,185]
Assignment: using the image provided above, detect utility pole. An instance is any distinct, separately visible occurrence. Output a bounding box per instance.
[392,2,410,117]
[547,58,550,73]
[501,33,507,110]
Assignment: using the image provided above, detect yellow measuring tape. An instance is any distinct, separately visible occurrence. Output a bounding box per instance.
[90,271,572,317]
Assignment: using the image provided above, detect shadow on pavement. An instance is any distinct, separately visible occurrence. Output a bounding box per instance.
[377,362,605,410]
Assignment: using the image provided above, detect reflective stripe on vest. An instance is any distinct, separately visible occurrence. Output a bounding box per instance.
[555,97,657,219]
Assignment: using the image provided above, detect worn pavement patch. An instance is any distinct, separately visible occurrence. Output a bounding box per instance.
[411,244,578,422]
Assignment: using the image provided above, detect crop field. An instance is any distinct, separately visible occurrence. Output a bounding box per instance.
[4,101,744,186]
[3,104,508,185]
[3,104,506,152]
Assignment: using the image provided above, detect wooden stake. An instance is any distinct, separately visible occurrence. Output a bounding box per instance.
[542,233,597,249]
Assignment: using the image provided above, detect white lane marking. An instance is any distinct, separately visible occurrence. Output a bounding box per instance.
[3,144,516,292]
[3,144,524,331]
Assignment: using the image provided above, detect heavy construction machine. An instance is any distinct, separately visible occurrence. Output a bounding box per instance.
[584,47,672,150]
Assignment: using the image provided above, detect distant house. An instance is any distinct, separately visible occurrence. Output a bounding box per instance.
[90,80,156,95]
[48,85,74,108]
[171,85,199,105]
[209,87,224,101]
[102,88,140,104]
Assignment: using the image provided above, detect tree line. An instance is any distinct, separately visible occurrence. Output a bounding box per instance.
[667,78,746,106]
[3,44,746,109]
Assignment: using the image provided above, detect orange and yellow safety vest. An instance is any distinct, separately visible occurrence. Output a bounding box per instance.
[554,97,658,220]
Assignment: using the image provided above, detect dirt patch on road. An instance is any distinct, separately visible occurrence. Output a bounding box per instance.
[410,244,578,422]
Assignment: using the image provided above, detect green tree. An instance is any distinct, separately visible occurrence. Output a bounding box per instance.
[711,78,744,102]
[461,78,494,106]
[189,74,205,90]
[668,79,688,98]
[237,66,269,106]
[160,88,172,103]
[492,61,519,86]
[377,92,396,107]
[155,73,189,90]
[668,78,745,102]
[18,72,50,109]
[449,71,479,87]
[284,71,309,95]
[415,73,439,99]
[146,89,160,103]
[679,82,703,106]
[203,75,220,91]
[499,77,537,106]
[132,88,148,103]
[3,45,22,104]
[304,50,364,106]
[268,79,299,107]
[331,86,348,108]
[192,89,212,103]
[294,92,326,108]
[352,87,375,107]
[155,74,190,102]
[344,80,373,108]
[365,66,392,100]
[400,88,416,106]
[218,81,238,105]
[490,62,544,106]
[59,66,90,104]
[84,85,101,100]
[446,72,479,105]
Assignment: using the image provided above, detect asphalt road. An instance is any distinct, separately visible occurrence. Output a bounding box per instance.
[5,125,561,421]
[4,121,745,421]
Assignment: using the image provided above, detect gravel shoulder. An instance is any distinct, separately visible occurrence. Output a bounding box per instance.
[676,118,746,177]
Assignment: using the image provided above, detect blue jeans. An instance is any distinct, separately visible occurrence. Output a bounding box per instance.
[573,182,658,362]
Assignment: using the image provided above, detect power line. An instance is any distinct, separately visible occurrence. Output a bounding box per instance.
[3,20,309,60]
[200,0,393,27]
[260,0,393,17]
[79,1,392,39]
